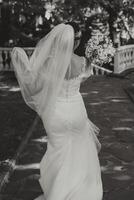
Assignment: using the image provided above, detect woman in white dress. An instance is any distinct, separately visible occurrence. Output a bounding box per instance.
[11,23,103,200]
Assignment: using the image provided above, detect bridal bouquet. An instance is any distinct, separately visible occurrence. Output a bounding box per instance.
[85,35,115,66]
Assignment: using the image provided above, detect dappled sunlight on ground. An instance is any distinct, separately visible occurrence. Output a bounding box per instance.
[101,158,126,173]
[9,87,20,92]
[0,83,20,92]
[112,127,134,131]
[81,92,88,97]
[113,175,132,181]
[120,118,134,122]
[89,101,109,105]
[110,99,129,103]
[89,90,99,94]
[113,166,124,171]
[0,84,9,89]
[15,163,40,170]
[85,93,130,106]
[101,165,125,174]
[32,136,48,143]
[104,96,127,99]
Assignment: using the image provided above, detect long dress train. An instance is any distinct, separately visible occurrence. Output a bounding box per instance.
[34,56,103,200]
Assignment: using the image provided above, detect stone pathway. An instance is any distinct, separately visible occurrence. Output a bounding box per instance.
[1,73,134,200]
[81,74,134,200]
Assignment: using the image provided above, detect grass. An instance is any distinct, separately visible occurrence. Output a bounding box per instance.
[0,72,36,161]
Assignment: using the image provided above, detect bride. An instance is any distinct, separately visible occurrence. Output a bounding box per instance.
[11,23,103,200]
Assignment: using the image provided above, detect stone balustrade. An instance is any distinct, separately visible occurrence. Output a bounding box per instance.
[0,47,34,71]
[1,45,134,75]
[114,45,134,73]
[92,64,112,75]
[0,47,112,75]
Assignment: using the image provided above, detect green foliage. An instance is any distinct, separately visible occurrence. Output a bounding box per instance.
[1,0,134,46]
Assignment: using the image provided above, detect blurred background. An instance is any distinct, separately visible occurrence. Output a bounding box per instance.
[0,2,134,199]
[0,0,134,48]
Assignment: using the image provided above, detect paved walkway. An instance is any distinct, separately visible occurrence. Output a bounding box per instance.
[0,73,134,200]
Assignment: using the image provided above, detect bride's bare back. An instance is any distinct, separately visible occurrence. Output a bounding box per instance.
[65,54,85,80]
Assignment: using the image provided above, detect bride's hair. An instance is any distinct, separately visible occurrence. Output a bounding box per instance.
[66,22,82,53]
[66,22,80,35]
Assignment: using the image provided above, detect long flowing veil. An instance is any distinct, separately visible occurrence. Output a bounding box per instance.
[11,24,74,125]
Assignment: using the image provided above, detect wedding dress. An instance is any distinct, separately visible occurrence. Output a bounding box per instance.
[35,54,103,200]
[11,24,103,200]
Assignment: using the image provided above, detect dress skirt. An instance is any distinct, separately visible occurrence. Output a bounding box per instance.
[35,92,103,200]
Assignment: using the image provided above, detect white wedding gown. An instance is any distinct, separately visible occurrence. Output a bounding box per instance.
[34,56,103,200]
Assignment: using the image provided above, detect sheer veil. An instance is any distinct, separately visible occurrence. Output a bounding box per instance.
[11,24,74,124]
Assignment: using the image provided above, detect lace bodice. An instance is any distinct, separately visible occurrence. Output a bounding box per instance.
[57,55,93,100]
[58,76,82,99]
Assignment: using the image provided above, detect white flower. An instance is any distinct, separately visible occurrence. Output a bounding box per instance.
[85,34,115,66]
